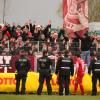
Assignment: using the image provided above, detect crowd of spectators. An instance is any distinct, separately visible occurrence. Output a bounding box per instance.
[0,20,100,57]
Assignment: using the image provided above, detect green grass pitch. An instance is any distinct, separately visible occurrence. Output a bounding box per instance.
[0,94,100,100]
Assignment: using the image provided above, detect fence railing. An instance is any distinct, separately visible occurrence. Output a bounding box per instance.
[0,40,100,73]
[0,40,100,56]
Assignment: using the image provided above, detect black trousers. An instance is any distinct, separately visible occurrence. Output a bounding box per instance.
[92,74,100,95]
[58,75,70,95]
[15,74,27,94]
[37,74,52,95]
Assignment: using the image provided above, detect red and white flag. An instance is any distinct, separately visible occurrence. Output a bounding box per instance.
[63,0,88,37]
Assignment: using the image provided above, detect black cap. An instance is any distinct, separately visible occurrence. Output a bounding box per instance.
[64,50,69,55]
[96,52,100,58]
[17,25,21,29]
[43,50,48,56]
[75,52,81,57]
[58,51,62,55]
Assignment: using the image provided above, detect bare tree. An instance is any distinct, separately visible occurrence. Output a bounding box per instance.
[89,0,100,22]
[57,2,63,18]
[57,0,100,22]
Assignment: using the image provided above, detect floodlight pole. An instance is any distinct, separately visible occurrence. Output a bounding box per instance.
[3,0,6,24]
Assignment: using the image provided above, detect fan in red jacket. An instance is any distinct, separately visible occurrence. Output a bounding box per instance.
[73,53,86,95]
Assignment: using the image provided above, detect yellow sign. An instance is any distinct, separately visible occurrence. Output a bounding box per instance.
[0,72,100,93]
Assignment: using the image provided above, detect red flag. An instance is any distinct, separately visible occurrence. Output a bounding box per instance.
[63,0,88,37]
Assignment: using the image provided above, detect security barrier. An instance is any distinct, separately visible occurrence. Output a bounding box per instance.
[0,72,100,93]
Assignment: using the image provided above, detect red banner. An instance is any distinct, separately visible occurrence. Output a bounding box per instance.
[0,55,35,73]
[63,0,88,37]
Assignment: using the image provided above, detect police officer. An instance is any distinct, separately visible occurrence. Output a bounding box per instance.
[55,50,74,95]
[37,50,52,95]
[15,50,31,95]
[88,52,100,96]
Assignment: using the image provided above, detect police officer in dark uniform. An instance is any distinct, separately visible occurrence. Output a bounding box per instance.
[37,50,52,95]
[55,50,74,95]
[15,50,31,94]
[88,52,100,96]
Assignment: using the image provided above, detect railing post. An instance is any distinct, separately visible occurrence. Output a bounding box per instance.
[38,41,39,52]
[7,40,9,49]
[4,66,7,73]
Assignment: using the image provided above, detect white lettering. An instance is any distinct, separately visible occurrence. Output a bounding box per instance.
[0,56,11,65]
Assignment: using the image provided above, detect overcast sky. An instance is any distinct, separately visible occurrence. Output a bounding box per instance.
[0,0,63,28]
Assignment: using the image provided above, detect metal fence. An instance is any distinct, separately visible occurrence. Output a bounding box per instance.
[0,40,100,56]
[0,40,100,73]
